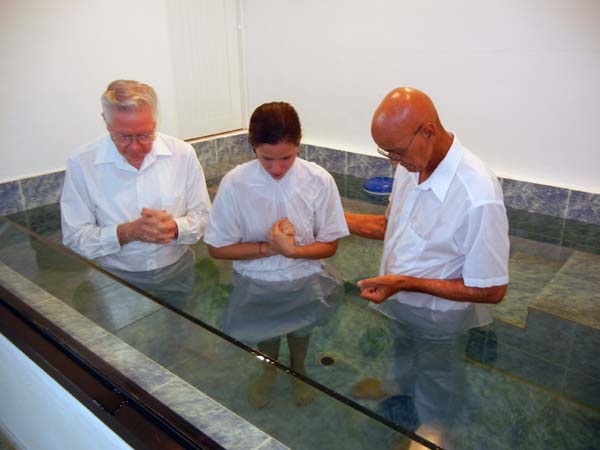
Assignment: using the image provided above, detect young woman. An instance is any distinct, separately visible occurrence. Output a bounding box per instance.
[204,102,348,408]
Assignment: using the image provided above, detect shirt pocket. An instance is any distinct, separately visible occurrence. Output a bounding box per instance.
[386,222,428,273]
[161,194,185,217]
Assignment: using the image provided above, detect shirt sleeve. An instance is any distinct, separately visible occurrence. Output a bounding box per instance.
[460,202,510,287]
[203,176,243,248]
[60,157,121,259]
[313,174,350,242]
[174,148,212,245]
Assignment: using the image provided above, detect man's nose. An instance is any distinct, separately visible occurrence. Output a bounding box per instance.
[128,138,144,150]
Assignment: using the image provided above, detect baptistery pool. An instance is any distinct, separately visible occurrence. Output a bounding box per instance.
[2,173,599,450]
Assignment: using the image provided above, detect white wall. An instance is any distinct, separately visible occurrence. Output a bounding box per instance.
[3,1,599,193]
[0,333,132,450]
[241,0,600,193]
[0,0,244,183]
[0,0,177,182]
[165,0,244,139]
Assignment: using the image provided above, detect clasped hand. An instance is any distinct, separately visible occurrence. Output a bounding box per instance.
[136,208,178,244]
[267,218,296,257]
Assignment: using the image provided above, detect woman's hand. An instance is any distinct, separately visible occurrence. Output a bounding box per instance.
[268,218,297,257]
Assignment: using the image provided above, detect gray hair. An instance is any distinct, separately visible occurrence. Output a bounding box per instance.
[101,80,158,124]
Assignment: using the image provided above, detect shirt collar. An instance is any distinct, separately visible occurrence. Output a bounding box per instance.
[94,133,172,171]
[416,134,463,202]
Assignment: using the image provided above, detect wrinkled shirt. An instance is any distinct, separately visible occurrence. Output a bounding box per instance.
[60,133,211,272]
[372,135,509,330]
[204,158,349,281]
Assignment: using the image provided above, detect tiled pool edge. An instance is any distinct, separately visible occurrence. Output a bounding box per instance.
[0,262,290,450]
[1,132,598,225]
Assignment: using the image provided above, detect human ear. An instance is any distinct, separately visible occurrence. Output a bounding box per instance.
[421,122,436,139]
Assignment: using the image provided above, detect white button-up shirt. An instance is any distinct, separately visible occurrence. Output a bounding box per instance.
[204,158,349,281]
[373,135,509,331]
[60,133,211,272]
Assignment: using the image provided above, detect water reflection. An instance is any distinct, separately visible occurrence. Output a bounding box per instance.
[225,265,343,408]
[106,248,195,310]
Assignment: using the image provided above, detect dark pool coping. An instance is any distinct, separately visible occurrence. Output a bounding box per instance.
[0,261,290,450]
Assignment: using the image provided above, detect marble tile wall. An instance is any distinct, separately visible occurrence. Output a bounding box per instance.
[2,133,599,226]
[0,180,23,216]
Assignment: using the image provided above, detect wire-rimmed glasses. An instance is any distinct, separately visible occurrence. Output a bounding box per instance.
[111,132,156,146]
[376,125,422,161]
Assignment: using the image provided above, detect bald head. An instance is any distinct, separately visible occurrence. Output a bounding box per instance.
[371,87,440,144]
[371,87,453,177]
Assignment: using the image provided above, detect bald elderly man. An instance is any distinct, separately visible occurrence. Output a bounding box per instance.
[346,88,509,444]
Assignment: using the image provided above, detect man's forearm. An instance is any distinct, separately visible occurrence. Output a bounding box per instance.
[344,212,387,240]
[408,277,507,304]
[388,276,507,304]
[358,275,507,304]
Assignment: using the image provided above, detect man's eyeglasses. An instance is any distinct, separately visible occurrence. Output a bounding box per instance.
[376,125,422,161]
[111,133,155,145]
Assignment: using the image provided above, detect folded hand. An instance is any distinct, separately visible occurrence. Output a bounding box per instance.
[138,208,178,243]
[268,218,297,257]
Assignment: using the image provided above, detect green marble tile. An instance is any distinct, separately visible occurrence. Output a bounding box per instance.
[115,308,217,371]
[562,218,600,254]
[493,252,564,328]
[509,235,573,262]
[563,369,600,410]
[172,343,405,450]
[33,297,112,345]
[557,251,600,285]
[7,203,61,235]
[60,279,162,333]
[552,398,600,449]
[86,333,175,392]
[531,272,600,331]
[3,169,600,450]
[507,208,564,245]
[491,310,576,368]
[341,196,388,216]
[329,234,384,283]
[460,363,559,449]
[151,378,277,450]
[569,324,600,377]
[0,262,56,308]
[493,341,565,391]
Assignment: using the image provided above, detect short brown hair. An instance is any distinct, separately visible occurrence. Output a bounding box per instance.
[248,102,302,147]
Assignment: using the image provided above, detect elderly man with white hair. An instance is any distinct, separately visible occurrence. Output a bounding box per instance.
[60,79,211,299]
